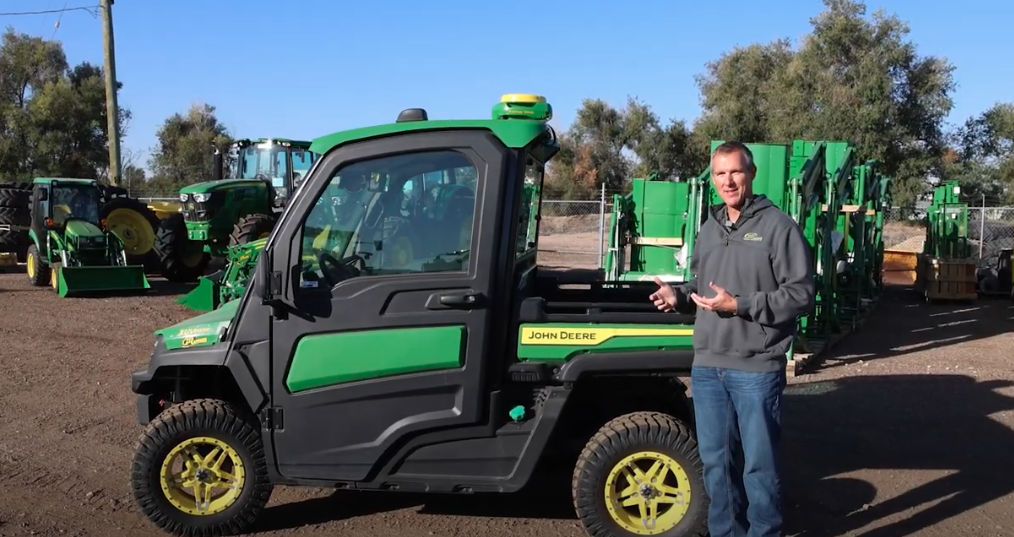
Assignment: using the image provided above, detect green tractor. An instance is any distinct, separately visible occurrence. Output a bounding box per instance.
[25,178,150,296]
[129,95,709,537]
[155,138,318,283]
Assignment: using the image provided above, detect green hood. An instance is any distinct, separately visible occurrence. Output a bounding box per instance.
[156,298,241,350]
[64,219,104,238]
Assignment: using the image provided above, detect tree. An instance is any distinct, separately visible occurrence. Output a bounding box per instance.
[147,102,232,192]
[692,0,957,207]
[947,102,1014,204]
[0,28,128,181]
[545,98,703,199]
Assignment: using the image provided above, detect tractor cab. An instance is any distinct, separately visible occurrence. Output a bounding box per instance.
[131,95,706,537]
[30,178,105,256]
[223,138,318,206]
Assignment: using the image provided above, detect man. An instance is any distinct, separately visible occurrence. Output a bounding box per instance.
[649,141,815,537]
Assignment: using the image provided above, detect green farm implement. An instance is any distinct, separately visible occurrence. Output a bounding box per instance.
[914,180,978,302]
[603,139,892,370]
[129,94,710,537]
[156,138,319,283]
[25,178,149,297]
[175,237,265,311]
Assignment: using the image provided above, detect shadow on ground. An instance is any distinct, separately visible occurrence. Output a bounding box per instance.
[250,472,576,533]
[782,373,1014,536]
[817,284,1013,366]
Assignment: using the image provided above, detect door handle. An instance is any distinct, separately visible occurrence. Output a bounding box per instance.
[427,292,484,310]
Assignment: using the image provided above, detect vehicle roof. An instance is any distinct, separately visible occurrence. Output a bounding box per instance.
[179,178,269,195]
[33,177,98,186]
[307,119,550,156]
[234,137,313,148]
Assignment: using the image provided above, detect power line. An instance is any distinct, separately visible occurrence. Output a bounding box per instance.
[0,5,98,17]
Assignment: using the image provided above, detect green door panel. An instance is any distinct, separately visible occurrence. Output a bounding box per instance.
[286,325,466,392]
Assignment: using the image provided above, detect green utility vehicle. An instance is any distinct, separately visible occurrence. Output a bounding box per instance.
[129,95,707,537]
[25,178,150,296]
[156,138,318,282]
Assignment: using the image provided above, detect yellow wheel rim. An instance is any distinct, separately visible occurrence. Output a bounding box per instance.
[51,266,59,290]
[26,252,35,278]
[603,451,692,535]
[106,208,155,256]
[159,436,246,517]
[257,231,271,240]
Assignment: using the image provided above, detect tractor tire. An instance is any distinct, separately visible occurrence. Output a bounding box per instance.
[155,214,210,283]
[0,186,30,209]
[228,213,276,248]
[572,411,708,537]
[0,206,30,227]
[25,244,50,287]
[100,197,161,265]
[130,399,273,537]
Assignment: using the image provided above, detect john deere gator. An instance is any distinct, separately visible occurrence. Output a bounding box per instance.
[156,138,318,283]
[129,95,708,537]
[25,178,150,296]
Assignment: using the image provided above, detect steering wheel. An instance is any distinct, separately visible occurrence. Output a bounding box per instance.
[317,252,367,287]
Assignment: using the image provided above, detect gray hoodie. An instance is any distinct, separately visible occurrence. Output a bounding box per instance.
[673,194,815,372]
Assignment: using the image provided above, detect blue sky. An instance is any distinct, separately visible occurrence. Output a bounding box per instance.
[3,0,1011,172]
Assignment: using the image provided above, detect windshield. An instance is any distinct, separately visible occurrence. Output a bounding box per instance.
[299,150,478,286]
[51,185,100,225]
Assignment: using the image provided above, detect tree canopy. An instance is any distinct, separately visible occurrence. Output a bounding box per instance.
[3,0,1012,207]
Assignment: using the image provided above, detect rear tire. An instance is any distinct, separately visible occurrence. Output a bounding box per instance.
[228,214,276,248]
[130,399,273,537]
[155,214,210,283]
[572,411,708,537]
[100,197,160,264]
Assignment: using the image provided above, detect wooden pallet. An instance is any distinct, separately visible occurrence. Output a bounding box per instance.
[786,298,879,377]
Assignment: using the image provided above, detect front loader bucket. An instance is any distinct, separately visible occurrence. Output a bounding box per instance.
[55,264,151,298]
[175,270,224,312]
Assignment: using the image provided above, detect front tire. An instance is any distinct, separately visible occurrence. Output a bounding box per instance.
[572,411,708,537]
[130,399,273,537]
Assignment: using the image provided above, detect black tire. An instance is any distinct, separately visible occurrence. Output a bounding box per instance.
[155,214,210,283]
[25,243,50,286]
[130,399,273,537]
[0,206,30,226]
[228,213,276,248]
[572,411,708,537]
[0,187,29,209]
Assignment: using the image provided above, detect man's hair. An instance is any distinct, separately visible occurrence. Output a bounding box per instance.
[712,141,756,171]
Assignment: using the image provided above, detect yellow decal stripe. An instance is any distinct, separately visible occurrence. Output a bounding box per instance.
[519,327,693,346]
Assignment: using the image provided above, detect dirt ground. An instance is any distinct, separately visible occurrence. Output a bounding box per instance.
[0,267,1012,537]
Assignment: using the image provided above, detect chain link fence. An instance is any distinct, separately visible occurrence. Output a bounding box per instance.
[882,205,1014,270]
[536,199,610,269]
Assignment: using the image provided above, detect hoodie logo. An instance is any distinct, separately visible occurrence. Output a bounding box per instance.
[743,232,763,242]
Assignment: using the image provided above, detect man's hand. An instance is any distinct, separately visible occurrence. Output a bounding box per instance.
[691,282,737,313]
[649,277,678,312]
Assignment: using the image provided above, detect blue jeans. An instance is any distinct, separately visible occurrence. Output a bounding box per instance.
[690,365,786,537]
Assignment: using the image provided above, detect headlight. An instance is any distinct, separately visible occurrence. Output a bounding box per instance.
[179,193,189,202]
[193,193,211,203]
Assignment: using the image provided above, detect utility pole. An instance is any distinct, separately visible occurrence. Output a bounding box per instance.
[100,0,122,187]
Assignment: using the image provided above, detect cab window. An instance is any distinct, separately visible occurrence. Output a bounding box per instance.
[297,150,478,290]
